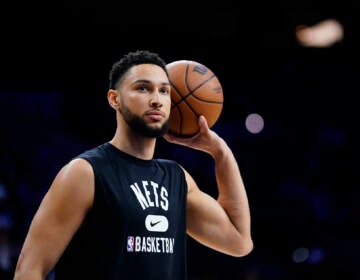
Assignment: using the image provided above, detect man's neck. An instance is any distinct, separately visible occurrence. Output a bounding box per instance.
[110,128,156,160]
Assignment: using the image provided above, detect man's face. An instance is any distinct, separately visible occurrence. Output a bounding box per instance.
[118,64,171,138]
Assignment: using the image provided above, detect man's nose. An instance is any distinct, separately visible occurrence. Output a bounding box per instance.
[149,91,162,107]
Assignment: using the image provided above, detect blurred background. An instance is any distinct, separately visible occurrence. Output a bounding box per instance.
[0,1,359,279]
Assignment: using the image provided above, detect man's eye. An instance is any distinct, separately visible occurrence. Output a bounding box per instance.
[160,88,170,95]
[137,86,148,92]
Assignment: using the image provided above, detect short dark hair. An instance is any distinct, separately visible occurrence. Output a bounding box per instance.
[109,50,168,90]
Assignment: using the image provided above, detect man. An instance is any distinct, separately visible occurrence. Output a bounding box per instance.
[13,50,253,279]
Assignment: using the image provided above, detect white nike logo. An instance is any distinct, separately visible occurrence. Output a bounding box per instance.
[145,215,169,232]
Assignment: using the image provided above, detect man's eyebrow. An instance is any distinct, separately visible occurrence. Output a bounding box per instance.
[133,79,170,86]
[133,79,151,84]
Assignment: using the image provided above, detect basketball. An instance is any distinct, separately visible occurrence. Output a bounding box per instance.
[166,60,224,137]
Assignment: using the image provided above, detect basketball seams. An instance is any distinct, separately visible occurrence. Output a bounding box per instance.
[188,92,223,104]
[166,60,224,137]
[171,106,183,135]
[171,75,221,107]
[169,82,186,104]
[168,87,185,135]
[172,91,222,135]
[170,66,222,135]
[170,85,200,135]
[185,63,192,93]
[168,64,190,136]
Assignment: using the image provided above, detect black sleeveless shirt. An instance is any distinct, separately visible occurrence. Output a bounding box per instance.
[54,142,188,280]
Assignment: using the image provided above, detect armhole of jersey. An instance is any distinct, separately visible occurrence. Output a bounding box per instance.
[177,163,189,194]
[76,156,97,216]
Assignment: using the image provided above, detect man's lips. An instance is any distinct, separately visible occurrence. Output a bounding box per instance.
[145,110,165,121]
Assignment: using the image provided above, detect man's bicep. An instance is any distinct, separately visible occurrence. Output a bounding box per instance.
[184,169,223,235]
[185,168,243,255]
[16,159,94,276]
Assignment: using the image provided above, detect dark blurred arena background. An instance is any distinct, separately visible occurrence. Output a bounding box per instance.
[0,2,359,279]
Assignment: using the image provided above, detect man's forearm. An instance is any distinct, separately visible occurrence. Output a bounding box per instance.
[213,140,252,237]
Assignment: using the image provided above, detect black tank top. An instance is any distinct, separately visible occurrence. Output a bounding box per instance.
[54,142,188,280]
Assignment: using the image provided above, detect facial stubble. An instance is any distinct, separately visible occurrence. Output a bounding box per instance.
[120,102,170,138]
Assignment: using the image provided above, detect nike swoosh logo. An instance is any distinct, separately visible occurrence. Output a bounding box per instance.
[145,215,168,232]
[150,220,161,227]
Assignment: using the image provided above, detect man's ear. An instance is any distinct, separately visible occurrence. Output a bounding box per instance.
[107,89,120,110]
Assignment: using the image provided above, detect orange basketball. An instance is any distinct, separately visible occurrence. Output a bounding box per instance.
[166,60,224,137]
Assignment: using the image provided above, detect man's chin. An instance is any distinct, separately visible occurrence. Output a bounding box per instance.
[144,122,169,138]
[124,111,170,138]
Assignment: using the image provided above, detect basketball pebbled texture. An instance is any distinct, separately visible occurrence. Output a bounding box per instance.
[166,60,224,137]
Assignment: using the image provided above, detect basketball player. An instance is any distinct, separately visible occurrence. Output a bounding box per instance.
[13,50,253,280]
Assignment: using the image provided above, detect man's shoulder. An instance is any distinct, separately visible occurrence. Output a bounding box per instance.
[155,158,178,165]
[155,158,185,174]
[69,143,110,170]
[76,142,109,159]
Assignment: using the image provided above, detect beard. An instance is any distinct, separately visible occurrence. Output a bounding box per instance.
[120,103,170,138]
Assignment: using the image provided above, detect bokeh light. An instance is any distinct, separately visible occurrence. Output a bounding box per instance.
[245,113,264,134]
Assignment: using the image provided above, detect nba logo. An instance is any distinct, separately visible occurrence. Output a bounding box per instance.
[127,236,134,252]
